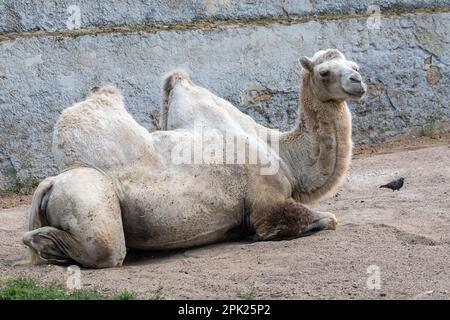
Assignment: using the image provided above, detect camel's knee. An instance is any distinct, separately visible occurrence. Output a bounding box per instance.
[252,199,311,240]
[252,200,337,241]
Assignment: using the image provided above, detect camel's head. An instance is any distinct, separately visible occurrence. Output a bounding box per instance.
[300,49,366,103]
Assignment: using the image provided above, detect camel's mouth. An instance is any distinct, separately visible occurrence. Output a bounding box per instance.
[344,87,366,101]
[346,91,365,100]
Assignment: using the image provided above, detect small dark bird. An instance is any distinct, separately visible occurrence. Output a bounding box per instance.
[380,177,405,191]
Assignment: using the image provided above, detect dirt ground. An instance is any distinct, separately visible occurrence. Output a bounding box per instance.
[1,137,449,300]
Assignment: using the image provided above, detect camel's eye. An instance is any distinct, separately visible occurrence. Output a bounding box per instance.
[319,70,330,78]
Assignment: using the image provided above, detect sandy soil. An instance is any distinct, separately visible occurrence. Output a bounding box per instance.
[1,141,449,300]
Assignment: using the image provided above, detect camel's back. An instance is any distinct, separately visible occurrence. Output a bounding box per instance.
[169,81,274,137]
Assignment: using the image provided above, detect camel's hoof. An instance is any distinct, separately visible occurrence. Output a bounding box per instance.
[328,214,338,230]
[304,212,338,233]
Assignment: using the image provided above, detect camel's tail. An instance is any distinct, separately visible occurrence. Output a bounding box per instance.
[25,176,55,264]
[160,69,192,130]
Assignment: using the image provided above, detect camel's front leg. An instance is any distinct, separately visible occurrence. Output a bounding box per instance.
[304,210,337,233]
[251,199,337,241]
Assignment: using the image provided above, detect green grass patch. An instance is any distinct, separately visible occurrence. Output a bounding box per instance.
[5,176,41,195]
[235,287,257,300]
[422,119,440,138]
[149,286,165,300]
[0,276,136,300]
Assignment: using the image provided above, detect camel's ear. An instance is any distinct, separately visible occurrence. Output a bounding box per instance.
[300,56,314,72]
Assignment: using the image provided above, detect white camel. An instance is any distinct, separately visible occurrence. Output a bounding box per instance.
[22,49,366,268]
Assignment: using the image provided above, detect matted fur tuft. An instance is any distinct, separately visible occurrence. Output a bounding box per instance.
[162,69,191,96]
[160,69,192,130]
[312,48,346,64]
[89,85,122,97]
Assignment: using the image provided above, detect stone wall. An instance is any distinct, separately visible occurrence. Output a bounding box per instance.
[1,1,449,190]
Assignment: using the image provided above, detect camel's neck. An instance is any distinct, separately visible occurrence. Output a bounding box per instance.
[279,75,353,204]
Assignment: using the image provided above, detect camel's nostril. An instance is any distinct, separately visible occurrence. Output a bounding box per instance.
[350,76,361,83]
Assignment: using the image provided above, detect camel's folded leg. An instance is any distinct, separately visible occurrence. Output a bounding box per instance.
[304,210,337,233]
[23,226,79,265]
[251,198,337,241]
[22,167,126,269]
